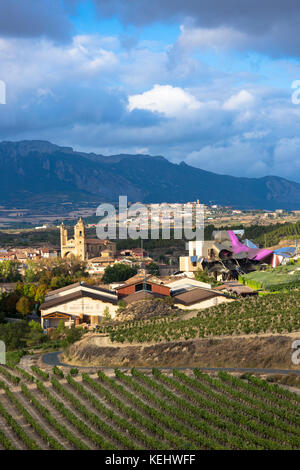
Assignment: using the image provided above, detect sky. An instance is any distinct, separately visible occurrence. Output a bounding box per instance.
[0,0,300,181]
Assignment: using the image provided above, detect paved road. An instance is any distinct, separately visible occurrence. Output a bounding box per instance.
[42,351,300,375]
[42,351,93,369]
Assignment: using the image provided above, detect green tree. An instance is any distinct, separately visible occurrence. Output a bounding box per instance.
[28,320,42,331]
[0,321,29,350]
[195,268,213,285]
[147,262,160,276]
[24,262,39,283]
[23,257,88,288]
[101,306,112,324]
[64,326,82,345]
[26,321,45,347]
[50,275,67,290]
[102,263,137,284]
[56,319,66,335]
[0,260,21,282]
[23,284,37,300]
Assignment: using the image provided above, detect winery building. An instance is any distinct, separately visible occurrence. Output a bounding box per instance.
[40,282,118,329]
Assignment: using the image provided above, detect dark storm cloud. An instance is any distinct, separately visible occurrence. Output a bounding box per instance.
[0,0,76,41]
[92,0,300,56]
[91,0,299,30]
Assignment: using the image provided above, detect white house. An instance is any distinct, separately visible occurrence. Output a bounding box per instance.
[40,282,118,329]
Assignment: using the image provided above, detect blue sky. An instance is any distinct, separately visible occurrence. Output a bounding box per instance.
[0,0,300,181]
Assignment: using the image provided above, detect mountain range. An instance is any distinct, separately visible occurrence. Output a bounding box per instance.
[0,140,299,210]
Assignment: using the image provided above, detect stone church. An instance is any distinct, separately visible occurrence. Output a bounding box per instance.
[60,218,116,261]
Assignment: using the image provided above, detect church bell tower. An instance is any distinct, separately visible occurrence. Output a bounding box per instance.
[74,218,86,261]
[60,222,68,258]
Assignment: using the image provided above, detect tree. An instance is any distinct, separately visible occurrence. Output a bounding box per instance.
[23,284,36,300]
[101,306,112,324]
[102,263,137,284]
[0,321,29,350]
[34,284,47,304]
[147,262,160,276]
[23,257,88,288]
[16,296,31,317]
[195,268,213,284]
[28,320,42,330]
[56,319,66,335]
[26,321,45,347]
[24,262,39,283]
[64,326,82,345]
[0,260,21,282]
[50,275,67,290]
[0,293,20,316]
[14,281,24,296]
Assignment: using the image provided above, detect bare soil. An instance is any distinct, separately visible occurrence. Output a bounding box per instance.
[63,333,300,370]
[114,299,178,322]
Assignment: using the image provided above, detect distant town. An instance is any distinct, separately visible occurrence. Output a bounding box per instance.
[0,202,300,332]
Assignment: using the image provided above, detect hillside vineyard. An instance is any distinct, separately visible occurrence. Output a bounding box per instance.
[0,366,299,450]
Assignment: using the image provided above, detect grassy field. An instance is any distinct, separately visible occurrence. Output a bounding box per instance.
[0,365,299,450]
[239,265,300,291]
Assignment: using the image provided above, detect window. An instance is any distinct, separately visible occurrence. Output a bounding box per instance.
[135,283,152,292]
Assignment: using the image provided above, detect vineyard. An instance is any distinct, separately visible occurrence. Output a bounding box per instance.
[0,364,299,450]
[103,290,300,343]
[253,221,300,247]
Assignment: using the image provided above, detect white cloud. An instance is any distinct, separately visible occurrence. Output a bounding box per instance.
[0,35,119,100]
[178,25,247,52]
[127,84,202,117]
[223,90,255,110]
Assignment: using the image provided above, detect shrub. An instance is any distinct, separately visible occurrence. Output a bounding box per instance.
[63,326,83,346]
[117,300,127,311]
[52,366,64,378]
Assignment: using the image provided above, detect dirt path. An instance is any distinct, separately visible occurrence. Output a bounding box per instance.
[19,354,39,373]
